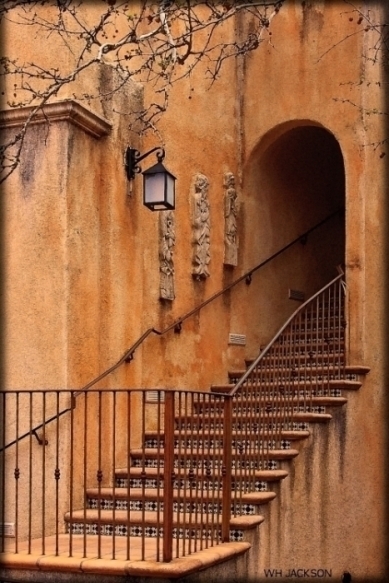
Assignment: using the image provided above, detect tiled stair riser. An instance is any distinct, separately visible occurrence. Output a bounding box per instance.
[144,438,291,449]
[191,404,327,416]
[131,457,282,470]
[175,416,324,432]
[116,475,276,490]
[67,523,245,542]
[274,334,345,345]
[87,498,259,515]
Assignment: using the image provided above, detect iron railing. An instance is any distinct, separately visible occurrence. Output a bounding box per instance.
[229,272,345,513]
[0,274,346,563]
[0,388,231,562]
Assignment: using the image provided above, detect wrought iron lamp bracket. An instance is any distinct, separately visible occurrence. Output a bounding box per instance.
[126,146,165,180]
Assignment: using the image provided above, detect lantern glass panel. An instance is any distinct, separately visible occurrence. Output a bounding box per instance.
[166,174,175,208]
[144,173,165,206]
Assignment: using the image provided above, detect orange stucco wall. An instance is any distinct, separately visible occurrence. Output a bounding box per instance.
[1,0,387,580]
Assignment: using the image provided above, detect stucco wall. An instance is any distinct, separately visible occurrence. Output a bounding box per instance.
[0,0,387,579]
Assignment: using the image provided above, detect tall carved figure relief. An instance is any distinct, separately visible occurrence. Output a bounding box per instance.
[223,172,239,266]
[159,210,176,300]
[192,173,211,279]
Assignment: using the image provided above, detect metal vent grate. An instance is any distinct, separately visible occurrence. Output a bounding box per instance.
[0,523,15,537]
[289,289,305,302]
[228,333,246,346]
[146,391,165,404]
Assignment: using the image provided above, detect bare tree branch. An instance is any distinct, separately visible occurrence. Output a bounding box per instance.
[0,0,284,183]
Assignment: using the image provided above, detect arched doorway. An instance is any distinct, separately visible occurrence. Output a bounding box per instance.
[242,122,345,343]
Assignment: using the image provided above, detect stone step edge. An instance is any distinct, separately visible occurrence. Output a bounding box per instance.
[175,411,332,423]
[200,395,347,406]
[85,488,277,506]
[0,540,252,580]
[211,383,346,394]
[65,510,265,531]
[115,468,289,482]
[129,448,299,460]
[145,430,311,441]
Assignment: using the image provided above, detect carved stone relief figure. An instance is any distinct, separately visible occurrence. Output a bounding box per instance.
[159,210,175,300]
[192,173,211,279]
[223,172,239,266]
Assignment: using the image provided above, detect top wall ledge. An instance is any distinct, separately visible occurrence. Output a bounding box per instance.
[0,100,112,138]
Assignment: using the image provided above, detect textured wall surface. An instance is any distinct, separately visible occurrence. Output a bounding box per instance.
[1,0,387,580]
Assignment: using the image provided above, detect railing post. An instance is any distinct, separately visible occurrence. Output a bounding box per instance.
[221,396,232,542]
[163,391,175,562]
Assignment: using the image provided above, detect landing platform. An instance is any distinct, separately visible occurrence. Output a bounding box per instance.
[0,535,251,582]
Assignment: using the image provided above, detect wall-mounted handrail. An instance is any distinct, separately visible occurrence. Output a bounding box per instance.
[2,207,344,450]
[78,206,344,393]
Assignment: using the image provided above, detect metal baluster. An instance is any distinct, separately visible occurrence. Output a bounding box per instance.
[69,391,74,558]
[15,393,20,554]
[41,391,46,555]
[156,391,162,562]
[0,392,5,553]
[141,390,146,561]
[28,392,33,554]
[112,391,116,560]
[194,391,200,554]
[313,295,319,402]
[182,391,188,557]
[55,392,60,557]
[221,395,232,542]
[325,286,331,396]
[247,369,254,493]
[203,392,210,550]
[97,391,102,559]
[340,279,346,378]
[83,392,88,559]
[210,394,218,546]
[126,391,131,562]
[188,391,194,556]
[163,390,174,562]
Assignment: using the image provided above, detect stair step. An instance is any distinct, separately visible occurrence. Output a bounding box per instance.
[65,509,265,540]
[85,488,276,515]
[238,365,345,377]
[115,467,289,484]
[293,412,332,422]
[345,365,370,376]
[255,332,345,346]
[199,396,347,408]
[224,379,346,391]
[175,412,329,431]
[144,429,310,449]
[329,379,362,390]
[250,352,345,364]
[130,448,300,464]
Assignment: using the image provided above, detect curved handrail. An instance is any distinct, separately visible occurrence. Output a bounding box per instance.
[2,207,343,449]
[76,207,344,394]
[229,269,345,396]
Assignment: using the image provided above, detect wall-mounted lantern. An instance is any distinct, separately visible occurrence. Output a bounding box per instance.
[126,146,176,211]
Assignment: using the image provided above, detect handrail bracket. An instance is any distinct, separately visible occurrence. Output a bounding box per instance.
[32,429,48,447]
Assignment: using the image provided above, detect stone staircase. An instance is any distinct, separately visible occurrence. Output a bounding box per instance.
[64,275,369,559]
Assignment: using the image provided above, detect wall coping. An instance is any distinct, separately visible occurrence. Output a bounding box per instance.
[0,100,112,138]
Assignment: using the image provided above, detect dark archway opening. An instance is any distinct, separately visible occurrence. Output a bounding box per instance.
[243,124,346,342]
[248,124,345,292]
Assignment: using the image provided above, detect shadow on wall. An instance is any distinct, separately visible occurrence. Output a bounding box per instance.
[243,122,345,294]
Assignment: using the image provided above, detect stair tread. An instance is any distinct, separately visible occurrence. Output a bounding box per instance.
[229,364,345,375]
[65,509,264,530]
[145,430,310,440]
[115,467,289,481]
[86,488,276,504]
[130,448,300,459]
[293,412,332,422]
[204,395,347,406]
